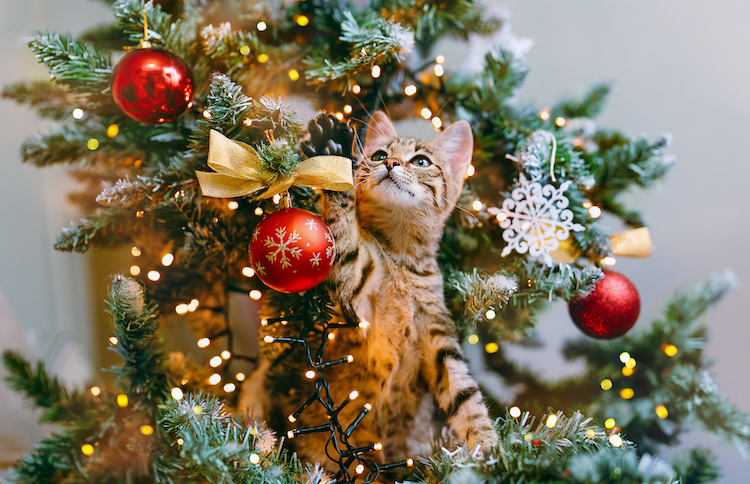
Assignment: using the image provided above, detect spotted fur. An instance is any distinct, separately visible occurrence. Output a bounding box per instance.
[240,111,496,470]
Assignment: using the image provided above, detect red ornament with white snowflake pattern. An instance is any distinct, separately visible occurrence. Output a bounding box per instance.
[249,208,335,293]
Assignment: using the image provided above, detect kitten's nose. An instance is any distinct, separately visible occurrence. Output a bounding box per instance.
[385,158,401,171]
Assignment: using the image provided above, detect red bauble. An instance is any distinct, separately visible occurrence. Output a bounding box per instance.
[568,270,640,339]
[111,48,194,124]
[250,208,335,293]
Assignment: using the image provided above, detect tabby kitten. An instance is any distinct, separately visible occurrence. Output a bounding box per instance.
[240,111,496,468]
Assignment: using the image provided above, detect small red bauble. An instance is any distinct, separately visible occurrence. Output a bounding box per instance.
[250,208,335,293]
[568,270,640,339]
[111,48,194,124]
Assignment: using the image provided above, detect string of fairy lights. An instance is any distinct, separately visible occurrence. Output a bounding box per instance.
[262,315,414,482]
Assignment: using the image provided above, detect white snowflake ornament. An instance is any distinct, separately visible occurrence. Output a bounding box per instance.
[498,174,585,265]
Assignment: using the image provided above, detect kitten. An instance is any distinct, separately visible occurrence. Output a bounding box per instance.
[239,111,497,469]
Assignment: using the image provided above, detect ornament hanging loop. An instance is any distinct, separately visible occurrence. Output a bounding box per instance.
[282,191,293,209]
[138,8,152,49]
[545,131,558,182]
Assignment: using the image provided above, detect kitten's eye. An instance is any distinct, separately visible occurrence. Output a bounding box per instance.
[410,155,432,167]
[371,150,388,161]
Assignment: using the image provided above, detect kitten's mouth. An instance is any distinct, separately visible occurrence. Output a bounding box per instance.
[378,173,415,197]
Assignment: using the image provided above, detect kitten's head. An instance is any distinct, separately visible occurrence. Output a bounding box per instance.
[358,111,472,216]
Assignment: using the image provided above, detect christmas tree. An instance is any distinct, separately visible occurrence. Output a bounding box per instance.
[1,0,748,482]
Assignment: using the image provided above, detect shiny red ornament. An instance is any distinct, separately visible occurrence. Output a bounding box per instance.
[111,48,194,124]
[250,208,335,293]
[568,270,640,339]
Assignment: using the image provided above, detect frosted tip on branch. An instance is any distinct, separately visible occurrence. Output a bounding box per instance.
[111,274,145,314]
[447,269,518,319]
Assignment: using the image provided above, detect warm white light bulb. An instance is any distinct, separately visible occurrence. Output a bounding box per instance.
[171,387,184,401]
[546,414,558,428]
[242,267,255,277]
[161,253,174,266]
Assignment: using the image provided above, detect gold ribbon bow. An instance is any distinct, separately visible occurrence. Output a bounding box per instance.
[551,227,654,263]
[195,130,354,199]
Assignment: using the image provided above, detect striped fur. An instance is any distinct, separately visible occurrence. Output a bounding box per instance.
[239,112,496,470]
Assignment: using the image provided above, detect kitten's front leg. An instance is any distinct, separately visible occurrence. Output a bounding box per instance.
[321,189,372,306]
[302,113,370,305]
[422,318,498,450]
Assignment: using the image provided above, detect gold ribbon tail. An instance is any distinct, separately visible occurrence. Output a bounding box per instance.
[549,227,653,263]
[610,227,653,257]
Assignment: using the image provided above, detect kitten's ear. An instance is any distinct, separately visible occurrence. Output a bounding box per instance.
[433,120,473,179]
[364,111,397,153]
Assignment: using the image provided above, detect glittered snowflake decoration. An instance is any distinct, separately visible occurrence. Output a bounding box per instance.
[498,174,585,265]
[264,227,303,269]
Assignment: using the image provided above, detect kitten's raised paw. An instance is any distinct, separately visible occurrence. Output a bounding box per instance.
[300,112,357,160]
[466,424,498,453]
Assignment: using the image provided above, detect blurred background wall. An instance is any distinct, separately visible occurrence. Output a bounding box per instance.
[0,0,747,479]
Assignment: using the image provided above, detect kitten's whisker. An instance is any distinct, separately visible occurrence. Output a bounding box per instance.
[452,200,475,218]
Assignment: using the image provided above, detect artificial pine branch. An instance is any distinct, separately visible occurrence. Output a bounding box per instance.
[449,49,530,124]
[2,351,104,424]
[78,22,130,51]
[673,448,721,484]
[200,23,266,78]
[11,433,80,483]
[375,0,498,55]
[27,32,112,100]
[409,410,678,484]
[106,275,171,402]
[587,133,674,199]
[54,206,141,252]
[511,261,604,305]
[251,95,304,141]
[553,82,614,120]
[190,74,303,158]
[1,80,81,121]
[159,393,298,483]
[21,124,124,167]
[305,11,414,85]
[444,268,518,335]
[113,0,193,55]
